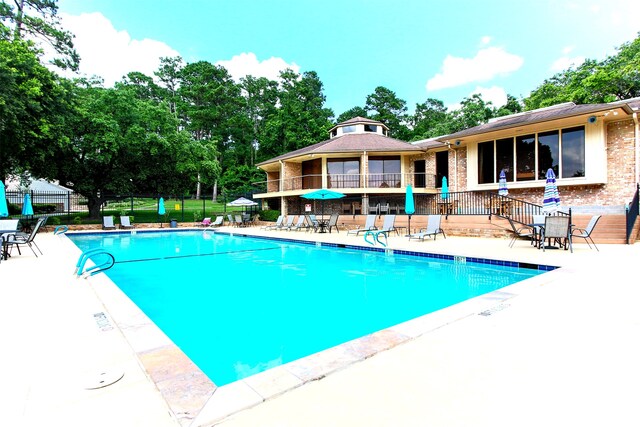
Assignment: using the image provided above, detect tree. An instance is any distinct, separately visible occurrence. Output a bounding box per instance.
[258,69,333,161]
[51,83,193,218]
[0,32,69,182]
[409,98,447,140]
[336,106,368,124]
[448,94,494,133]
[240,75,279,166]
[0,0,79,70]
[365,86,410,140]
[525,33,640,110]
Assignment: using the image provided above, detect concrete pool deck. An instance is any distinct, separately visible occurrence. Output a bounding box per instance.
[1,227,639,426]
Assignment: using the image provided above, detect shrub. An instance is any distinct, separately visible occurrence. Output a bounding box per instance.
[73,216,83,225]
[258,209,280,222]
[50,216,61,225]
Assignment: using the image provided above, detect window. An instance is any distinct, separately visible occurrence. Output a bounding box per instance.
[327,158,360,188]
[342,125,356,134]
[330,129,338,138]
[496,138,514,181]
[516,134,535,181]
[364,124,378,133]
[478,141,494,184]
[561,127,585,178]
[476,126,585,184]
[369,156,400,188]
[538,130,559,179]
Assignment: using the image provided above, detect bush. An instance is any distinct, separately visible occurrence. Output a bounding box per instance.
[73,216,83,225]
[50,216,61,225]
[258,209,281,222]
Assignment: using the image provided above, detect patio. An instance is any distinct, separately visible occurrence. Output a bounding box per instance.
[1,228,639,426]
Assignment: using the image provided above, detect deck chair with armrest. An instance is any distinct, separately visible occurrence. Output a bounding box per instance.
[102,215,116,230]
[279,215,295,230]
[541,216,573,252]
[507,217,537,248]
[120,215,135,229]
[5,216,46,258]
[234,215,245,227]
[347,214,377,236]
[262,215,284,230]
[375,214,397,237]
[210,216,224,227]
[408,215,446,241]
[570,215,601,251]
[288,215,308,231]
[306,214,320,232]
[200,217,212,227]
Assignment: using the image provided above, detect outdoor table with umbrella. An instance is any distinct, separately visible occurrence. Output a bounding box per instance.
[300,189,345,233]
[226,197,258,225]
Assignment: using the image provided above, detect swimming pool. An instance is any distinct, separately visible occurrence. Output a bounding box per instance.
[69,230,546,386]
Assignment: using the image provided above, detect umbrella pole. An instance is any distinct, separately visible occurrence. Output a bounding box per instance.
[406,215,411,237]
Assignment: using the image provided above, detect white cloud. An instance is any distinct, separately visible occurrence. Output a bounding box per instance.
[216,52,300,82]
[469,86,508,107]
[426,46,524,91]
[57,12,179,86]
[480,36,492,46]
[550,56,586,72]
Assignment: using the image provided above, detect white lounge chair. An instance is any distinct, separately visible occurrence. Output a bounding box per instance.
[409,215,446,241]
[347,215,377,236]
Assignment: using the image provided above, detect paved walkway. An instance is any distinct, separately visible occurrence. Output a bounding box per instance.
[1,228,639,426]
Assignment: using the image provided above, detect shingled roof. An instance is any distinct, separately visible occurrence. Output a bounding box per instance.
[435,98,639,142]
[257,133,423,166]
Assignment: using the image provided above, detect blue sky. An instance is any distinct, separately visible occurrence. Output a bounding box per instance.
[56,0,639,116]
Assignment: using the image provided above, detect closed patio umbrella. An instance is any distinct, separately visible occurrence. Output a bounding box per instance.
[158,197,166,227]
[301,189,345,218]
[405,184,415,236]
[22,193,34,216]
[0,181,8,217]
[498,169,508,196]
[542,168,560,214]
[441,176,449,200]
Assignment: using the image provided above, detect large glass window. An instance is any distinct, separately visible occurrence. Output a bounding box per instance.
[342,125,356,134]
[369,156,401,188]
[538,130,559,179]
[516,134,535,181]
[476,126,585,184]
[478,141,494,184]
[364,124,378,133]
[327,158,360,188]
[495,138,514,181]
[561,127,585,178]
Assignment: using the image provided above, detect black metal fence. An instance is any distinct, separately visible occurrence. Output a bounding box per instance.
[5,190,86,219]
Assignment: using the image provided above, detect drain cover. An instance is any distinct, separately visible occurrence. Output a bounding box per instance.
[84,370,124,390]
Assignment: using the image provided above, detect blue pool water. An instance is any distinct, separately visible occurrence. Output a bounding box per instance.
[68,230,545,386]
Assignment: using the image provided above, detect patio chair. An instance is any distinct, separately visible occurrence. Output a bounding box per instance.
[235,214,245,227]
[326,213,340,233]
[507,217,536,248]
[305,214,319,232]
[280,215,295,230]
[288,215,308,231]
[102,215,116,230]
[376,214,397,237]
[347,214,377,236]
[571,215,601,251]
[541,216,572,252]
[262,215,284,230]
[120,216,135,229]
[200,217,212,227]
[408,215,446,241]
[5,216,46,258]
[210,216,224,227]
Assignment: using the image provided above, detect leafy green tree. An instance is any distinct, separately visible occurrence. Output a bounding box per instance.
[239,75,279,166]
[409,98,448,140]
[365,86,410,140]
[493,94,523,117]
[525,33,640,109]
[0,33,69,182]
[336,106,368,123]
[219,164,265,196]
[448,94,494,133]
[154,56,184,120]
[258,69,333,161]
[51,83,193,218]
[0,0,78,70]
[177,60,241,198]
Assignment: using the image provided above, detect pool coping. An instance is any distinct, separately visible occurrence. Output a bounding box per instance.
[66,229,562,426]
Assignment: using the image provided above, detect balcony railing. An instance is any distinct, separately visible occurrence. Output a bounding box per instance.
[254,173,436,193]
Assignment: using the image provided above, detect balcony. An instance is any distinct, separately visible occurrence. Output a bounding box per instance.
[254,173,436,196]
